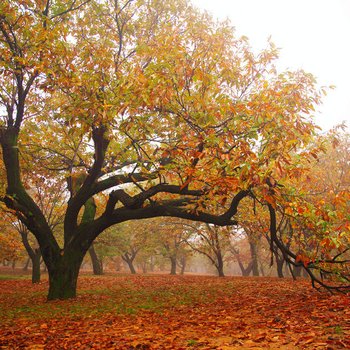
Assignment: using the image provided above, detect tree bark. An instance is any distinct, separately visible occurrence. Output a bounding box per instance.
[179,255,186,275]
[169,256,177,275]
[216,253,225,277]
[249,241,260,276]
[275,254,284,278]
[31,251,41,283]
[47,252,84,300]
[126,260,136,274]
[20,228,42,283]
[88,244,103,275]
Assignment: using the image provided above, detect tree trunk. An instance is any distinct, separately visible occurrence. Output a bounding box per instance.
[293,265,302,277]
[249,241,260,276]
[126,260,136,274]
[19,228,42,283]
[179,256,186,275]
[216,255,225,277]
[46,253,84,300]
[276,257,284,278]
[122,254,137,274]
[32,250,41,283]
[169,256,177,275]
[242,261,253,276]
[88,244,103,275]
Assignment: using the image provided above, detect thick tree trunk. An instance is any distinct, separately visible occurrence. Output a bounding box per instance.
[88,244,103,275]
[47,253,84,300]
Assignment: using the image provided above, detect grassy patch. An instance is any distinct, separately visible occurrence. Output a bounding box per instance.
[0,274,31,280]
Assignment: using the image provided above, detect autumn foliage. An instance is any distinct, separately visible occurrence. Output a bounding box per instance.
[0,0,349,301]
[1,273,350,349]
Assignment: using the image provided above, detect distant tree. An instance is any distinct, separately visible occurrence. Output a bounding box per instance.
[185,223,231,277]
[152,219,193,275]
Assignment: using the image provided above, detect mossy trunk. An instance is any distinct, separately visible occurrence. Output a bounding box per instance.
[47,253,84,300]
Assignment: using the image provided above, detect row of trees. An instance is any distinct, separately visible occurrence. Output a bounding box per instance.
[0,215,310,279]
[1,0,349,300]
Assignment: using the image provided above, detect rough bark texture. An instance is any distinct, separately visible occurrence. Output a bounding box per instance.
[47,252,84,300]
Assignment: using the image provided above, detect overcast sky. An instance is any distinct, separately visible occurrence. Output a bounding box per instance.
[191,0,350,131]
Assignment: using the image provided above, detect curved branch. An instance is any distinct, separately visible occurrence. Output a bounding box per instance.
[268,204,350,293]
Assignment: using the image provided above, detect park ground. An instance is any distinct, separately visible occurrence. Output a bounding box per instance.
[0,270,349,349]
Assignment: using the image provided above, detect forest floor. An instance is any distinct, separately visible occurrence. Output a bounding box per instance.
[0,271,349,349]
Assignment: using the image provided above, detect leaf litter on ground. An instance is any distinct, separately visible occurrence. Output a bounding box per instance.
[0,274,349,349]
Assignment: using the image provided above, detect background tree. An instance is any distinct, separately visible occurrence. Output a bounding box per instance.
[105,221,151,274]
[279,130,350,288]
[152,218,193,275]
[230,227,262,277]
[185,223,231,277]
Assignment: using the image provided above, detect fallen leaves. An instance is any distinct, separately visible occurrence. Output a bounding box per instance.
[0,274,349,349]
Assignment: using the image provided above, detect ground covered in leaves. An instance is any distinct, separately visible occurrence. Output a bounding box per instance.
[0,272,349,349]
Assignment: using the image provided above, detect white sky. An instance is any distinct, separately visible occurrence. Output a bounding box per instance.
[191,0,350,131]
